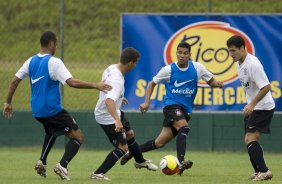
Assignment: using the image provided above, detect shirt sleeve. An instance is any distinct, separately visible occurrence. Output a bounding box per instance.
[15,57,32,80]
[152,65,171,84]
[49,57,73,85]
[194,62,213,82]
[250,61,270,89]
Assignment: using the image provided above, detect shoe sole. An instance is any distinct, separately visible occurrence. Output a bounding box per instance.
[134,164,157,171]
[90,177,110,181]
[35,165,46,178]
[178,161,193,175]
[90,174,110,181]
[54,167,70,180]
[253,175,273,181]
[185,161,193,169]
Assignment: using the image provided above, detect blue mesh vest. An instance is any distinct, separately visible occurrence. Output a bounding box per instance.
[28,54,62,117]
[164,61,198,113]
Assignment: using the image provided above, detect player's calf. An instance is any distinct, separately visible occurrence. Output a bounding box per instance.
[120,151,133,165]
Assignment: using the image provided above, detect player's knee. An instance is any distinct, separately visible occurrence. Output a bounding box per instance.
[126,129,134,140]
[244,136,249,145]
[155,140,165,148]
[178,126,190,135]
[121,147,128,153]
[118,144,128,153]
[74,132,84,144]
[244,136,255,145]
[68,128,85,144]
[244,133,259,145]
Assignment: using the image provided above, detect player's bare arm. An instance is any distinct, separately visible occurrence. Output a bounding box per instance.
[66,78,112,91]
[105,98,123,132]
[243,84,271,116]
[3,76,22,119]
[94,81,112,92]
[140,81,157,113]
[207,77,223,88]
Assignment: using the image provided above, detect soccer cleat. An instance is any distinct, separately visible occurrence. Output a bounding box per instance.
[90,173,110,181]
[34,160,47,178]
[178,160,193,175]
[134,159,158,171]
[248,172,258,180]
[252,170,273,181]
[120,151,133,165]
[53,163,70,180]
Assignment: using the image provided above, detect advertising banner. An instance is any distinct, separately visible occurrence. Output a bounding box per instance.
[122,14,282,111]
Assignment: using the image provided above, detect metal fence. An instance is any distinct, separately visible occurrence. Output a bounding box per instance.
[0,0,123,111]
[0,0,215,111]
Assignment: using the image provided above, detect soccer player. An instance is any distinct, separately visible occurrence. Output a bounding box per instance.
[3,31,111,180]
[90,47,158,181]
[226,35,275,181]
[120,42,223,175]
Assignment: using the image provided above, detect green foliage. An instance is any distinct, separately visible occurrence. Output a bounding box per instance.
[0,0,281,110]
[0,148,282,184]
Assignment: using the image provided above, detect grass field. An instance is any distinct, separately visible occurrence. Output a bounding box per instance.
[0,147,281,184]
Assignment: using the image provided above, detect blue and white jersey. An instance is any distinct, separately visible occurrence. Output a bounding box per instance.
[15,53,72,117]
[153,60,213,113]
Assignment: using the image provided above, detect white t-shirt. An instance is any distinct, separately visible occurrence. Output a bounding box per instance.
[236,53,275,110]
[153,61,213,84]
[94,64,124,125]
[15,53,72,85]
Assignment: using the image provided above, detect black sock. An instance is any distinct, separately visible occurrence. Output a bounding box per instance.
[95,148,125,174]
[139,139,157,152]
[40,133,56,165]
[176,126,190,163]
[60,138,81,168]
[247,141,268,172]
[127,138,145,163]
[248,150,259,173]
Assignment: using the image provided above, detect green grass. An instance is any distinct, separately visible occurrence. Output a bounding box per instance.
[0,147,281,184]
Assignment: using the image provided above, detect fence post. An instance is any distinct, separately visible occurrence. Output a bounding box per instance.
[60,0,65,103]
[208,0,212,13]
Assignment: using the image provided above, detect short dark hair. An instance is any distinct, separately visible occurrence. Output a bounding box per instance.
[226,35,245,49]
[177,42,191,52]
[120,47,140,64]
[40,31,57,47]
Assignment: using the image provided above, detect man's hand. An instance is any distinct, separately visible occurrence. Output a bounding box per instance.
[96,82,112,92]
[3,103,13,119]
[122,97,128,105]
[207,78,223,88]
[115,119,123,132]
[243,103,255,116]
[139,102,149,113]
[216,81,223,88]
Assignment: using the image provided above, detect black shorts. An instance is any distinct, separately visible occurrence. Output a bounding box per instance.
[35,109,79,137]
[244,109,274,134]
[163,105,191,136]
[99,111,130,147]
